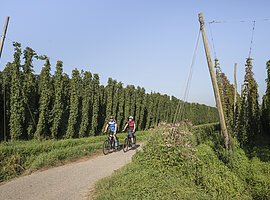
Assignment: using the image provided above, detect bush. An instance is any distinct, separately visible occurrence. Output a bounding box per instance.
[250,146,270,162]
[94,127,210,200]
[247,157,270,199]
[220,148,250,181]
[193,123,222,146]
[196,144,251,199]
[94,125,270,200]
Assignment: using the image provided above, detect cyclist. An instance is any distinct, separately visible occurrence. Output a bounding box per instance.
[123,116,136,146]
[104,116,118,147]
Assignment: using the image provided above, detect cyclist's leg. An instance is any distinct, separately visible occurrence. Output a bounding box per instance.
[130,131,134,144]
[128,131,133,146]
[132,132,135,144]
[115,133,119,147]
[114,134,118,142]
[109,133,114,146]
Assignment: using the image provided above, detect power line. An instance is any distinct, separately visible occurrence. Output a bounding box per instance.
[209,18,270,24]
[208,18,259,60]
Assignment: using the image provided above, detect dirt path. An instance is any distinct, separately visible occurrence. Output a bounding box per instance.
[0,145,141,200]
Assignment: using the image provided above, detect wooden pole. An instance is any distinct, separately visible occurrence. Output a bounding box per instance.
[198,13,229,149]
[0,16,10,60]
[234,63,237,115]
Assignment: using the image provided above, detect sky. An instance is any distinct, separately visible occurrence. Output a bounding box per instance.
[0,0,269,106]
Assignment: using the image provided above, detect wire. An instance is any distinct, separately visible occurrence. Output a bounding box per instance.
[208,22,217,59]
[248,21,256,58]
[209,18,259,60]
[208,18,270,24]
[173,28,201,124]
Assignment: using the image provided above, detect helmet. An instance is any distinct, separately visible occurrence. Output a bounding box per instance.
[128,116,133,119]
[109,116,114,120]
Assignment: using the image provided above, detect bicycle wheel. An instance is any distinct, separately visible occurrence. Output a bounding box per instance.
[103,140,110,155]
[123,137,129,152]
[133,135,136,145]
[111,139,116,150]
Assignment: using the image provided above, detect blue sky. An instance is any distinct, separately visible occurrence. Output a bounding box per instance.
[0,0,269,106]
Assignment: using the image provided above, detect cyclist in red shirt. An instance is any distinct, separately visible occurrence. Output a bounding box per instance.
[123,116,136,146]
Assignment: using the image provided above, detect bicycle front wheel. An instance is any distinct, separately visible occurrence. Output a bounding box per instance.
[103,140,110,155]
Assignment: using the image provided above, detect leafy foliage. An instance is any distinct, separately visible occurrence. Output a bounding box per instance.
[35,59,52,139]
[9,42,24,140]
[79,71,93,137]
[94,124,270,200]
[0,45,219,141]
[262,60,270,133]
[215,57,267,149]
[238,58,260,146]
[22,47,37,139]
[51,61,64,139]
[66,69,82,138]
[91,74,100,135]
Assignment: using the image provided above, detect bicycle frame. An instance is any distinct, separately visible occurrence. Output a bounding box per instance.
[108,134,115,147]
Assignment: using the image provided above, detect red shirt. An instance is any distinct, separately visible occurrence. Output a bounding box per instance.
[127,120,135,131]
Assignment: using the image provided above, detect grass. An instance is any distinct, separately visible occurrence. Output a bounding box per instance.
[0,131,150,182]
[93,124,270,200]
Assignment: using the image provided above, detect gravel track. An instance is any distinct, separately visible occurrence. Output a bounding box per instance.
[0,145,141,200]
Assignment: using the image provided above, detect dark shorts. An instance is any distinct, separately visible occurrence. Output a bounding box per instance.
[109,131,117,136]
[128,131,135,138]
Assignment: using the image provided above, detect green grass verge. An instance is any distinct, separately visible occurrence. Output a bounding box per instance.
[93,125,270,200]
[0,131,150,182]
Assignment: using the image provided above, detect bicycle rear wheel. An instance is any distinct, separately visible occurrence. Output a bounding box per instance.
[133,135,136,145]
[123,138,129,152]
[103,140,110,155]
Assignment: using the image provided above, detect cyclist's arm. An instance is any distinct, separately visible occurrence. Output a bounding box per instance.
[133,123,136,132]
[114,124,117,134]
[122,123,128,132]
[104,124,108,133]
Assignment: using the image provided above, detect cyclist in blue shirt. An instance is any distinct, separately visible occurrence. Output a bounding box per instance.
[104,116,118,147]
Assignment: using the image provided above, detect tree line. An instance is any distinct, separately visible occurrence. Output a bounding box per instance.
[0,42,218,141]
[215,58,270,147]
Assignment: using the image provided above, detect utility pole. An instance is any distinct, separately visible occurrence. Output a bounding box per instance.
[198,13,229,149]
[234,63,237,116]
[0,16,10,60]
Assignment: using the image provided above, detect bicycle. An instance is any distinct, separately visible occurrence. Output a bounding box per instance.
[103,134,119,155]
[123,132,136,152]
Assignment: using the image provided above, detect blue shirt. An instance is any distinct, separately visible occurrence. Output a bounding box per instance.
[108,120,116,132]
